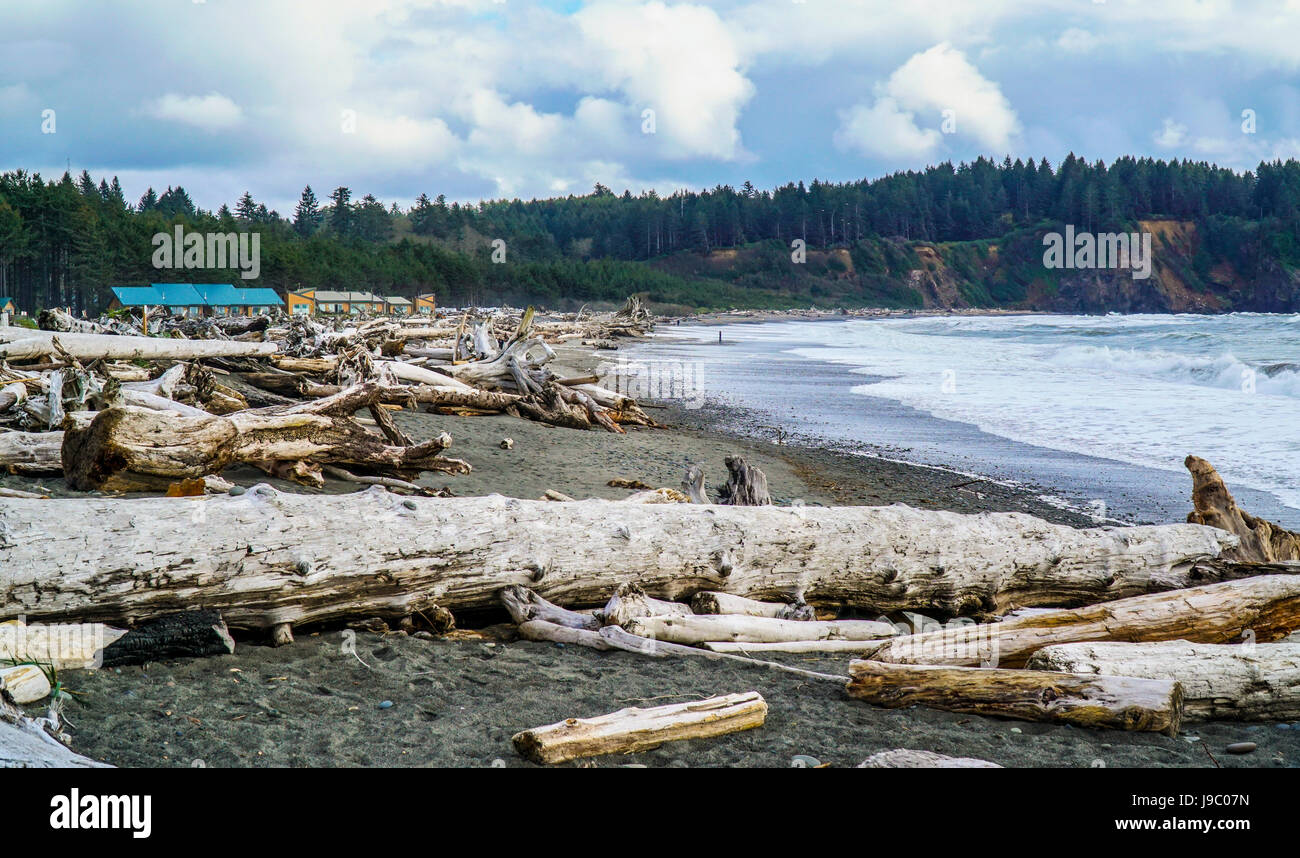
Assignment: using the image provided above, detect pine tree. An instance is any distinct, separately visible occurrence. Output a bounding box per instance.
[293,185,323,237]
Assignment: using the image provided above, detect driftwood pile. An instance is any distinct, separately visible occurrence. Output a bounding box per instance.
[0,301,657,493]
[492,456,1300,745]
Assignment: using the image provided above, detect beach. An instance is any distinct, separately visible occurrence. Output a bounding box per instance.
[16,327,1295,768]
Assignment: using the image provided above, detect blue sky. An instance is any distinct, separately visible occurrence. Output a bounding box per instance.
[2,0,1298,213]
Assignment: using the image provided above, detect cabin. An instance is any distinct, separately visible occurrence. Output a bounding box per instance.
[313,291,384,315]
[286,289,316,316]
[193,284,285,316]
[109,284,206,318]
[0,297,17,316]
[414,293,437,315]
[383,296,412,316]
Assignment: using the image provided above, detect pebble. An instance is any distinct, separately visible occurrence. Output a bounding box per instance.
[791,755,821,768]
[1276,723,1291,730]
[378,700,394,710]
[228,485,246,496]
[1226,742,1257,754]
[1010,727,1022,734]
[402,500,417,510]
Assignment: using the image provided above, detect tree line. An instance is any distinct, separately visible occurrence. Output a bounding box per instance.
[1,154,1298,314]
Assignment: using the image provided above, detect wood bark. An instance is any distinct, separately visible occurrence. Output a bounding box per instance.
[717,456,772,506]
[846,660,1184,735]
[61,382,469,490]
[99,610,235,667]
[624,614,897,645]
[1186,455,1300,563]
[0,491,1247,631]
[862,574,1300,668]
[511,691,767,764]
[1026,641,1300,722]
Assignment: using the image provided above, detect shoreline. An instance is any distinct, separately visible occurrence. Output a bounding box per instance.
[12,321,1299,769]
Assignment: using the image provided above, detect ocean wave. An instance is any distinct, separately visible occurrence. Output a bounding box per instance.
[1047,345,1300,397]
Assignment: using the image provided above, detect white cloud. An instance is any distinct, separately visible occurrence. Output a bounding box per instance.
[835,97,942,159]
[835,43,1020,159]
[1153,118,1189,147]
[1056,28,1099,54]
[144,92,243,131]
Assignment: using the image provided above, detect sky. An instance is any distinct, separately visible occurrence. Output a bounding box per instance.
[2,0,1299,214]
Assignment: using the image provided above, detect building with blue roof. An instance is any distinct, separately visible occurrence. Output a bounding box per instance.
[108,284,284,317]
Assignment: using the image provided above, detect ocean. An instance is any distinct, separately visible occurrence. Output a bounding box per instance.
[633,313,1300,528]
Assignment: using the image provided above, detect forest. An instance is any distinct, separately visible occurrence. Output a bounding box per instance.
[1,154,1298,314]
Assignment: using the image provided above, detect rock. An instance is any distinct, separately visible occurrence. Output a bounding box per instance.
[858,749,1002,768]
[1225,742,1257,754]
[500,438,514,450]
[791,755,821,768]
[228,485,246,496]
[378,700,394,710]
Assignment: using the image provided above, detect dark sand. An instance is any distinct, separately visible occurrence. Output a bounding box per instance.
[15,343,1300,768]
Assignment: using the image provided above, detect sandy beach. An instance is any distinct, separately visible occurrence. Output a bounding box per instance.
[9,335,1292,769]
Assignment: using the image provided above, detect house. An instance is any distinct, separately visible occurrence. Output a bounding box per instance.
[286,289,316,316]
[0,297,17,316]
[383,296,412,316]
[193,284,284,316]
[414,293,437,315]
[109,284,206,317]
[313,291,384,315]
[108,284,284,317]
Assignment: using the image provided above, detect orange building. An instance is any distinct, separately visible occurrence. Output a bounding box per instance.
[286,290,316,315]
[414,293,437,314]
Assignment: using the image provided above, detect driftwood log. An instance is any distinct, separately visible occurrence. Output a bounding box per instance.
[716,456,771,506]
[0,430,63,474]
[511,692,767,764]
[0,329,277,361]
[1,693,110,768]
[846,660,1184,735]
[862,575,1300,668]
[1027,641,1300,722]
[62,382,469,490]
[623,614,897,645]
[858,749,1001,768]
[0,491,1250,632]
[690,591,815,621]
[1186,456,1300,563]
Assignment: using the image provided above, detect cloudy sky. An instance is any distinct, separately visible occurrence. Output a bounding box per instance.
[3,0,1299,213]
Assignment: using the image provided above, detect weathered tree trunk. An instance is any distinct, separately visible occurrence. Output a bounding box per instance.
[717,456,771,506]
[690,591,815,621]
[846,660,1183,735]
[863,575,1300,668]
[0,492,1246,631]
[701,640,889,654]
[624,614,897,645]
[0,329,277,361]
[1186,455,1300,562]
[596,583,692,627]
[0,665,52,704]
[61,382,469,490]
[1027,641,1300,722]
[511,692,767,764]
[0,430,63,473]
[1,694,110,768]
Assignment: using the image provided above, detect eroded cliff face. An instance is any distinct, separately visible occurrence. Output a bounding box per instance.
[904,220,1300,313]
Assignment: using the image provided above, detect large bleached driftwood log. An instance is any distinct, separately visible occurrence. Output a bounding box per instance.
[1186,456,1300,563]
[1027,641,1300,722]
[846,660,1184,735]
[690,591,815,621]
[0,492,1247,631]
[863,575,1300,668]
[62,382,469,490]
[0,329,277,361]
[624,614,897,645]
[511,691,767,764]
